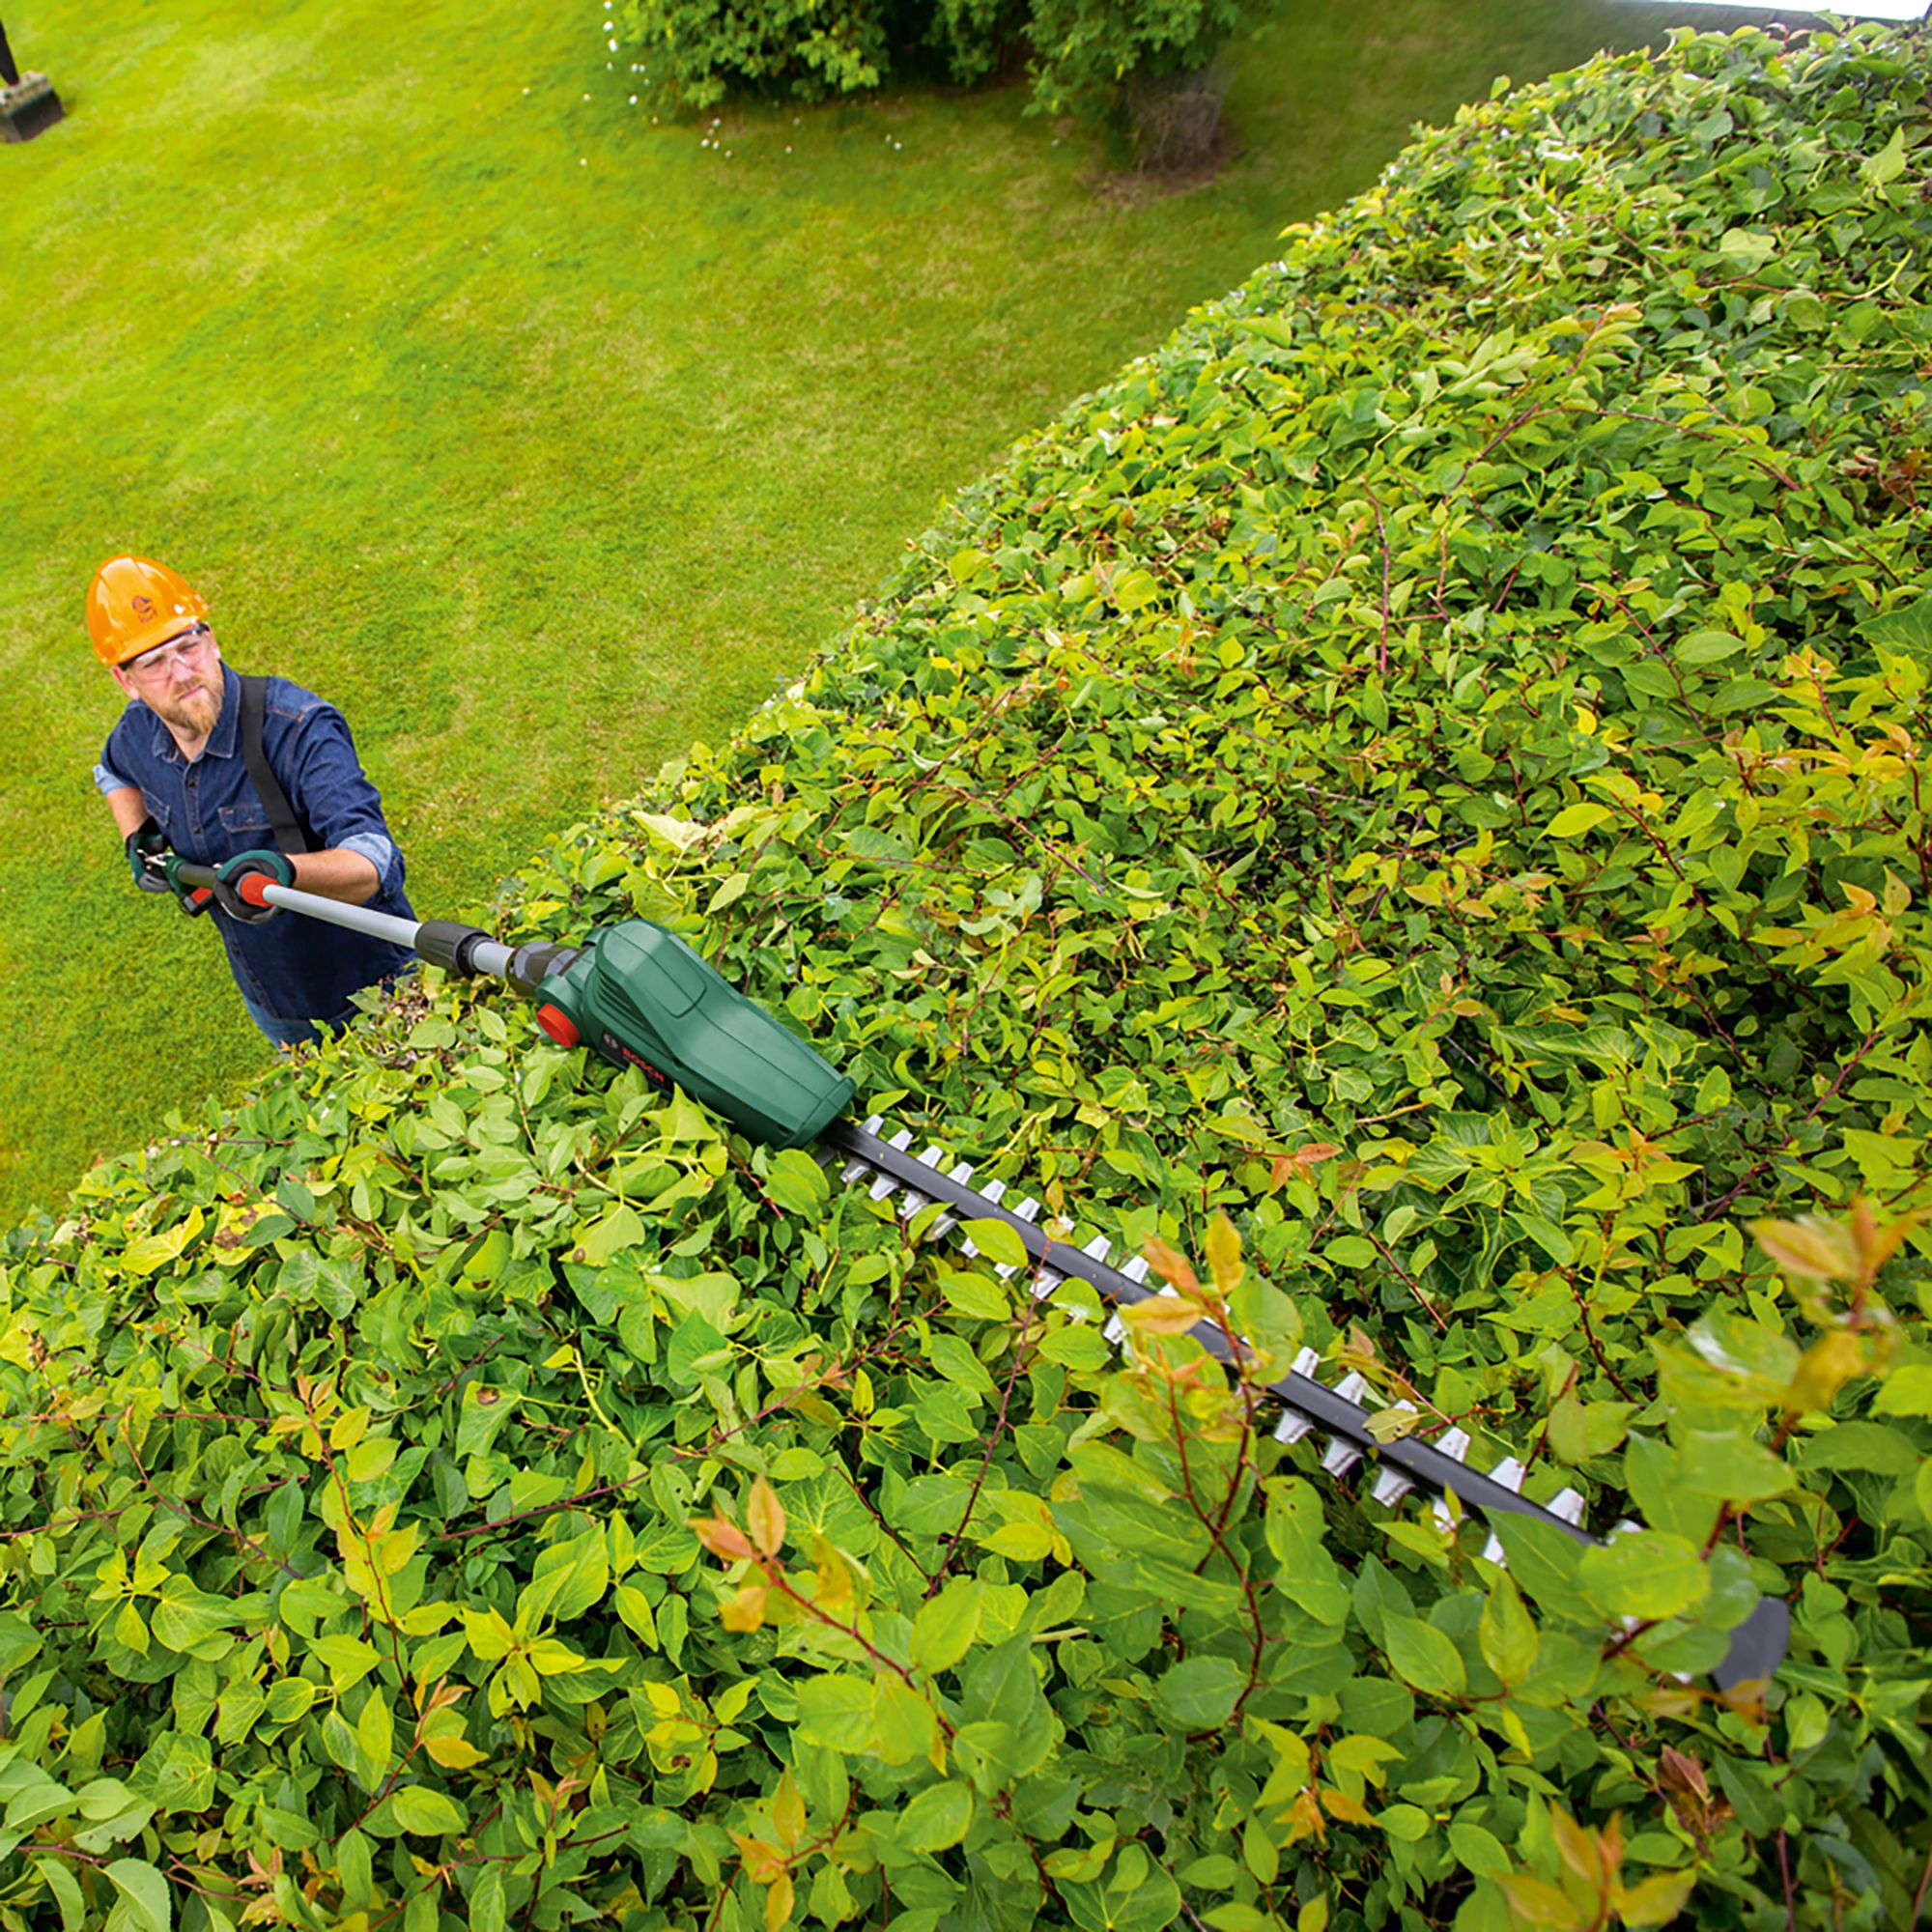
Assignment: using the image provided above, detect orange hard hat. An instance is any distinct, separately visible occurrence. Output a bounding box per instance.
[86,555,211,668]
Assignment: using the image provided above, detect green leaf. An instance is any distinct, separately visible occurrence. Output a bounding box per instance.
[1511,1211,1574,1266]
[103,1860,170,1932]
[1577,1532,1710,1622]
[311,1634,383,1690]
[577,1202,647,1267]
[1378,1803,1430,1842]
[763,1149,830,1216]
[526,1528,611,1624]
[1381,1613,1467,1695]
[1861,124,1907,188]
[149,1577,249,1657]
[1674,1428,1793,1504]
[963,1218,1030,1273]
[1861,596,1932,663]
[1874,1366,1932,1417]
[613,1583,659,1648]
[899,1779,974,1851]
[456,1385,520,1459]
[1479,1574,1539,1683]
[1153,1655,1245,1729]
[869,1675,939,1765]
[1798,1420,1920,1475]
[1547,803,1612,838]
[32,1858,86,1932]
[390,1785,469,1835]
[1447,1819,1512,1880]
[910,1579,984,1674]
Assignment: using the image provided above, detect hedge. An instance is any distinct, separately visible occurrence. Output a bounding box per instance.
[2,21,1928,1932]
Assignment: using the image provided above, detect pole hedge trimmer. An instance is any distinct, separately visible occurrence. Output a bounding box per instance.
[172,865,1792,1690]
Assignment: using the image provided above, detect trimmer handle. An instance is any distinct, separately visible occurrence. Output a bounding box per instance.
[150,857,217,918]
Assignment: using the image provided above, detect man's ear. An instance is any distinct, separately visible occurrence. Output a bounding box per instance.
[110,665,135,701]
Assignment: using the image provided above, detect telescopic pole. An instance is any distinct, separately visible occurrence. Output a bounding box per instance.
[168,863,573,990]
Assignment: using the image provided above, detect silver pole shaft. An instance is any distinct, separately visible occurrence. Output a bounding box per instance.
[253,882,517,980]
[255,880,422,949]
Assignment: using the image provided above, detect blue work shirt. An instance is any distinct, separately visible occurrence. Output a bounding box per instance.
[97,669,416,1027]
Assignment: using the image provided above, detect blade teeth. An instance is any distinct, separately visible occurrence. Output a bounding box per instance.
[1609,1518,1641,1540]
[1369,1403,1419,1507]
[924,1162,975,1240]
[838,1115,887,1184]
[1478,1457,1526,1564]
[1427,1429,1472,1529]
[1103,1311,1126,1346]
[1372,1466,1414,1508]
[1319,1372,1372,1475]
[895,1144,951,1220]
[1548,1488,1587,1528]
[867,1128,916,1200]
[1122,1257,1151,1284]
[1272,1349,1324,1445]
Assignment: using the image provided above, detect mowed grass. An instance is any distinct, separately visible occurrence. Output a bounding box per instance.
[0,0,1808,1222]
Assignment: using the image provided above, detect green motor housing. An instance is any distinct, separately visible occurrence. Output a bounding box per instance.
[527,921,855,1151]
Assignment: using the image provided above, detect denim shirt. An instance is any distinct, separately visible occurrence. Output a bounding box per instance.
[97,669,417,1025]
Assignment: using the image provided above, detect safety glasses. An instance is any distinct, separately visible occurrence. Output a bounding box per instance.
[125,622,213,681]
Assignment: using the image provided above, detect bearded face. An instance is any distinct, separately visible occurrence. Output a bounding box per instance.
[114,631,226,744]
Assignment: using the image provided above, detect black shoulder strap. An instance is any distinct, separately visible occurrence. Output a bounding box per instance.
[238,674,313,856]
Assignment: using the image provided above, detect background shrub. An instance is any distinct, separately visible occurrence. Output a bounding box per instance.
[616,0,1269,126]
[615,0,903,108]
[3,22,1930,1932]
[1022,0,1252,128]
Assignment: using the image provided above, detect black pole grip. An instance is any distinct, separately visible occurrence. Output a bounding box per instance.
[414,920,496,977]
[504,942,582,997]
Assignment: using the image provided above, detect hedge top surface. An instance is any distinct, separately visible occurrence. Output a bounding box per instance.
[3,20,1930,1932]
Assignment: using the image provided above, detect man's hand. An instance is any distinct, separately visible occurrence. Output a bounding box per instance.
[126,817,214,917]
[126,817,171,894]
[212,849,297,925]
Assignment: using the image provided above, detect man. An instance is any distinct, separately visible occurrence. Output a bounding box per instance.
[90,554,416,1047]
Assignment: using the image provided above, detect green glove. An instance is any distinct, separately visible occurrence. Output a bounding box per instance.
[212,849,297,925]
[127,819,213,916]
[126,817,171,894]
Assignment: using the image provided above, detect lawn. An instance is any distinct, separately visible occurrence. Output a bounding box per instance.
[0,0,1808,1223]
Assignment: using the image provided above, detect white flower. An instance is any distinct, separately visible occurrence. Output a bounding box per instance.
[630,94,638,102]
